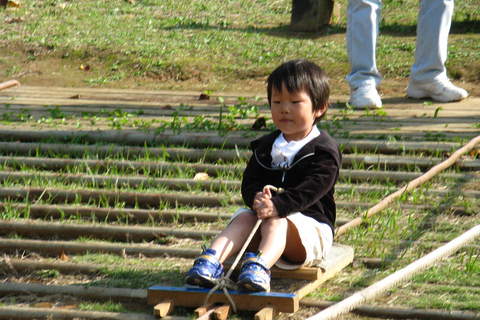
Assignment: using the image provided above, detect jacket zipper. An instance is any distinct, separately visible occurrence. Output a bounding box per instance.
[254,151,315,182]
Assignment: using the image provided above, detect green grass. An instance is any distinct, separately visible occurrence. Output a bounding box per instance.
[1,0,478,92]
[1,1,479,317]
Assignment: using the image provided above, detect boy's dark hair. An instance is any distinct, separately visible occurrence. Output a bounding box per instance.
[267,58,329,124]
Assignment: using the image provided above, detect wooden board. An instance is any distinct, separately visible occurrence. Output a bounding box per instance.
[147,286,299,313]
[147,243,354,314]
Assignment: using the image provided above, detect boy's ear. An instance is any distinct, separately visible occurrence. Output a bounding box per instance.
[314,102,328,117]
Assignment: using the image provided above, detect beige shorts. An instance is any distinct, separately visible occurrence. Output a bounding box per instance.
[228,208,333,270]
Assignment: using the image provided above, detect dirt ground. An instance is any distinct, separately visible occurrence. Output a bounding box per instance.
[1,46,479,100]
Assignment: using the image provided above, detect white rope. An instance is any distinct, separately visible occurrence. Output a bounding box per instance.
[203,185,284,312]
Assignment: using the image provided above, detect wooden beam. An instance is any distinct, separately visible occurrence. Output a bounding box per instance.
[196,308,216,320]
[153,300,173,318]
[296,245,354,299]
[194,302,216,318]
[147,286,299,313]
[214,304,231,320]
[255,306,277,320]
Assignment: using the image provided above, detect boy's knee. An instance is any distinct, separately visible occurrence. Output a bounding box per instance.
[262,216,288,228]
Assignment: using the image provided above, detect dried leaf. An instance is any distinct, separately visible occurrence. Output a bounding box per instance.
[199,93,210,100]
[193,172,209,181]
[5,17,24,23]
[59,246,69,261]
[2,0,20,8]
[251,117,267,130]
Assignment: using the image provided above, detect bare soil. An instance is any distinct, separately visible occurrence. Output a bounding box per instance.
[1,44,479,100]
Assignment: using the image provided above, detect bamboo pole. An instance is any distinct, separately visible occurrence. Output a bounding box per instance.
[0,281,147,300]
[300,299,480,320]
[2,163,477,188]
[307,223,480,320]
[0,186,243,208]
[1,155,478,181]
[0,201,444,225]
[0,202,232,222]
[0,306,172,320]
[308,134,480,320]
[0,141,251,162]
[0,172,480,204]
[335,134,480,239]
[0,80,21,91]
[0,238,202,258]
[0,219,219,241]
[0,129,471,153]
[0,139,463,158]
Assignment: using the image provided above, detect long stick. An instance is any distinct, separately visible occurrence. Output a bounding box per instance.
[335,134,480,239]
[0,80,20,91]
[308,134,480,320]
[307,223,480,320]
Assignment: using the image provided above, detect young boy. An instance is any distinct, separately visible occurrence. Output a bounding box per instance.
[186,58,342,292]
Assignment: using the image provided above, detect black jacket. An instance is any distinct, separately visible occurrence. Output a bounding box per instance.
[241,129,342,234]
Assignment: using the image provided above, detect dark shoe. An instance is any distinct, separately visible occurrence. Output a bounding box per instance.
[185,245,223,288]
[237,251,271,292]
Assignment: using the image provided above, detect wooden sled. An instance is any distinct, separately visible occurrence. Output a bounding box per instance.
[148,243,353,319]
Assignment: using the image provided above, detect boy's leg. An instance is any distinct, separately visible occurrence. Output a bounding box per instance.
[237,217,306,292]
[185,211,258,288]
[256,216,305,267]
[210,211,259,263]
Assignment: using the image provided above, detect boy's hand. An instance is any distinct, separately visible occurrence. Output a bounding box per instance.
[252,188,279,219]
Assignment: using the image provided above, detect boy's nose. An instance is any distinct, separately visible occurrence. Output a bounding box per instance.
[280,103,290,112]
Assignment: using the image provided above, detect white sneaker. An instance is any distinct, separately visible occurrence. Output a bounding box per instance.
[349,85,382,109]
[407,79,468,102]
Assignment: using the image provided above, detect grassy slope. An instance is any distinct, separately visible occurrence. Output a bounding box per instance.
[0,0,479,96]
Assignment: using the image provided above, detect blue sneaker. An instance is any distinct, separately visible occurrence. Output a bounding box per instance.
[185,245,223,288]
[237,251,271,292]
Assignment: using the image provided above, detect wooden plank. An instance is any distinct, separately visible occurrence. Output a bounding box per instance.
[197,308,216,320]
[295,244,354,299]
[153,300,173,318]
[254,306,277,320]
[147,286,299,313]
[213,304,231,320]
[194,302,215,318]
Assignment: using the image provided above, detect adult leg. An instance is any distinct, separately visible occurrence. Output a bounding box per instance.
[407,0,467,101]
[346,0,383,109]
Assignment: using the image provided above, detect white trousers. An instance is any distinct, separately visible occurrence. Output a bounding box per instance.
[346,0,454,89]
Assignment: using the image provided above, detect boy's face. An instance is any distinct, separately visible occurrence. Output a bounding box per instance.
[270,84,323,142]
